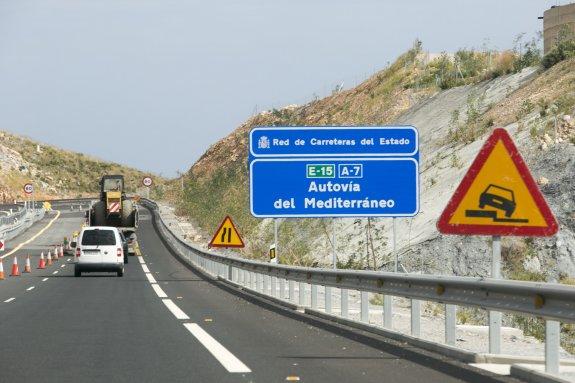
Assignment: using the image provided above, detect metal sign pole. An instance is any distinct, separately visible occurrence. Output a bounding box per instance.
[489,235,502,354]
[332,218,336,269]
[384,218,395,329]
[274,218,278,260]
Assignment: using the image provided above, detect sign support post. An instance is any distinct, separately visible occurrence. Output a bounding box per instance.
[489,235,502,354]
[274,218,279,260]
[332,218,336,269]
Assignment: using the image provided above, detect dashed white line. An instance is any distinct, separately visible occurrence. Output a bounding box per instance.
[67,258,71,261]
[141,264,150,273]
[151,283,168,298]
[53,270,59,274]
[162,299,189,320]
[60,264,66,268]
[26,286,35,291]
[42,278,49,282]
[4,298,15,303]
[145,273,157,284]
[183,323,251,373]
[138,257,145,264]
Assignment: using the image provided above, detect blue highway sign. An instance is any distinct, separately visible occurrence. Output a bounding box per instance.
[249,126,420,218]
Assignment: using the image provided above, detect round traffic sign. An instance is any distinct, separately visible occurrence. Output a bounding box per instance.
[142,177,153,187]
[23,183,34,194]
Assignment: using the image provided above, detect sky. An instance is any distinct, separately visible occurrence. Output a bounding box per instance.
[0,0,565,177]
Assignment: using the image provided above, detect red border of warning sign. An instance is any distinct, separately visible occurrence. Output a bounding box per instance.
[437,128,558,236]
[209,216,245,248]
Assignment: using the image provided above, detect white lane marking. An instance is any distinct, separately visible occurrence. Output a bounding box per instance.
[145,273,157,284]
[138,257,145,264]
[26,286,35,291]
[1,211,61,259]
[183,323,251,373]
[42,278,49,282]
[162,299,189,320]
[152,283,168,298]
[53,270,59,274]
[4,298,15,303]
[67,258,71,262]
[60,264,66,268]
[141,264,150,273]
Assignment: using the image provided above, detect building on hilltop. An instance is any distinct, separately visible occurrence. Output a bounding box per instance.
[541,2,575,54]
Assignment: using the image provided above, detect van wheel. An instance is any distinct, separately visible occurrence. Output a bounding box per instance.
[117,269,124,277]
[74,266,81,277]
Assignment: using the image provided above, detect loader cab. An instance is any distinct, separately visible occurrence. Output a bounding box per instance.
[100,175,125,198]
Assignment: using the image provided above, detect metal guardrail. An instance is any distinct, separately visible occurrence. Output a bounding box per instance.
[0,207,45,242]
[142,199,575,376]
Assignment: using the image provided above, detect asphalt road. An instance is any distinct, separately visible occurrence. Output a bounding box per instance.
[0,203,524,382]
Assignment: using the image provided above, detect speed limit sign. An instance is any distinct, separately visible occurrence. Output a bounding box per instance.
[23,183,34,194]
[142,177,153,187]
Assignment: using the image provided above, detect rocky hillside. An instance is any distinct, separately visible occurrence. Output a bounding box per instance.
[171,43,575,282]
[0,131,162,202]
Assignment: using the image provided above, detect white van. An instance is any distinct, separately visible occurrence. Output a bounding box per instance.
[75,227,125,277]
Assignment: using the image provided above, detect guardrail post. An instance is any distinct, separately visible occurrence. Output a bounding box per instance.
[298,282,305,306]
[250,272,256,290]
[546,320,560,375]
[311,284,318,309]
[384,295,392,329]
[411,299,421,337]
[361,291,369,323]
[228,265,233,281]
[257,273,263,292]
[289,280,296,303]
[280,278,286,299]
[445,304,456,345]
[325,286,332,314]
[341,289,349,318]
[270,276,277,297]
[263,275,269,295]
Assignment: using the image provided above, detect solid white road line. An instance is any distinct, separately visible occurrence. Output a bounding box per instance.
[184,323,251,373]
[4,298,15,303]
[138,256,145,264]
[42,278,49,282]
[26,286,35,291]
[162,299,189,320]
[145,273,157,284]
[152,283,168,298]
[141,264,150,273]
[53,270,59,274]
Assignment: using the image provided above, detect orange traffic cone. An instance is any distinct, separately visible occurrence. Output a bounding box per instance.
[10,256,20,276]
[47,251,53,266]
[0,260,4,280]
[24,255,31,273]
[60,246,64,258]
[38,252,46,269]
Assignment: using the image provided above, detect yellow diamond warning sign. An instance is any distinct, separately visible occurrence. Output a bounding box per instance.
[437,128,558,236]
[209,216,245,248]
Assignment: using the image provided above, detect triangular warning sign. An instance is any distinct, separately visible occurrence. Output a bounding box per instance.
[0,240,4,251]
[437,128,558,236]
[209,216,245,248]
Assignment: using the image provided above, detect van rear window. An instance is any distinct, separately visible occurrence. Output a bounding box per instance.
[82,230,116,246]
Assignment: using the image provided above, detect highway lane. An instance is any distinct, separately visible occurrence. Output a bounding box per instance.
[136,209,521,383]
[0,203,523,382]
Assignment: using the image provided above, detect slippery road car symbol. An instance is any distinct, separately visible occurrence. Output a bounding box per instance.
[465,184,528,223]
[478,184,516,218]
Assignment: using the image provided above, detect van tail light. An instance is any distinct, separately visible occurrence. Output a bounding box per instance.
[117,248,123,257]
[76,247,81,257]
